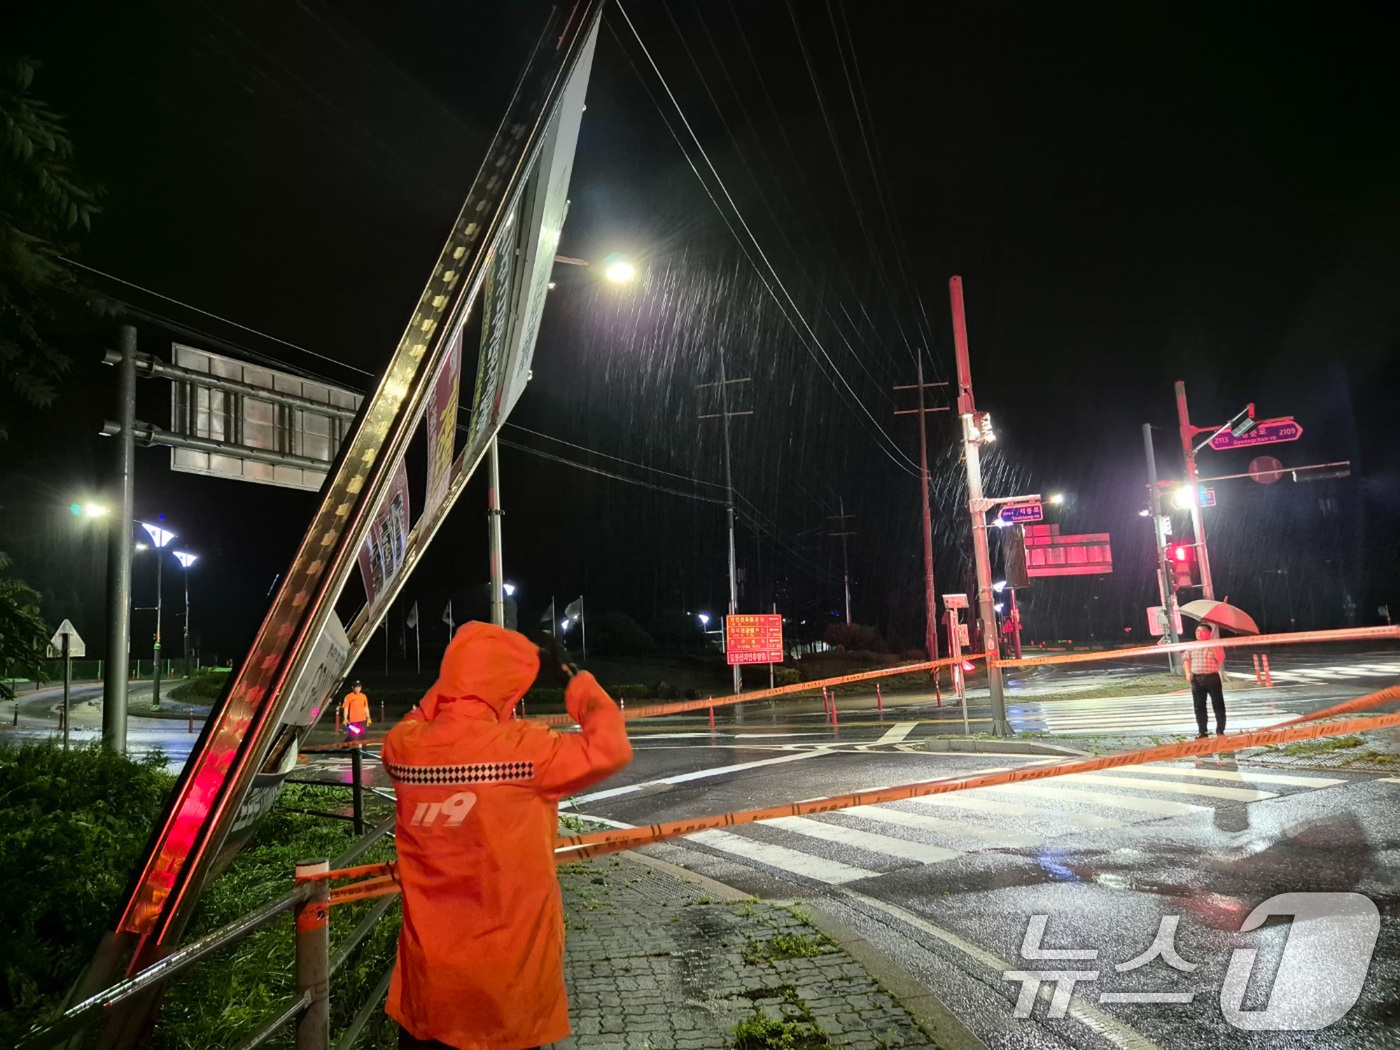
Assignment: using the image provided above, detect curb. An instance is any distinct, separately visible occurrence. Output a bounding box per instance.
[620,849,985,1050]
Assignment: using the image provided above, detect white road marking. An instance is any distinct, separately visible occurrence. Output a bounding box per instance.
[840,892,1165,1050]
[567,748,829,805]
[875,722,918,745]
[988,782,1210,817]
[688,829,878,884]
[843,805,1043,848]
[1380,777,1400,785]
[765,816,964,864]
[1114,763,1345,787]
[903,793,1128,829]
[1066,773,1277,802]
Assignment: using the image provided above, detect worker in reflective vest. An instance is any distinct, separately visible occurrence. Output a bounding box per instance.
[341,682,372,739]
[384,622,632,1049]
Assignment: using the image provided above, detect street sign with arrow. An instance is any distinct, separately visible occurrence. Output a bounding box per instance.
[1209,417,1303,451]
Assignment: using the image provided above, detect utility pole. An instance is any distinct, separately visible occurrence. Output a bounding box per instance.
[1174,381,1216,600]
[698,356,752,695]
[895,363,950,672]
[487,437,505,627]
[828,499,856,624]
[949,276,1009,736]
[1143,424,1182,671]
[102,326,137,752]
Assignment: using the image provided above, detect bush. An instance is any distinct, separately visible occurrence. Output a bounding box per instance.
[167,668,231,702]
[821,623,883,652]
[0,743,175,1044]
[902,649,927,663]
[611,684,649,701]
[773,667,801,687]
[650,680,677,700]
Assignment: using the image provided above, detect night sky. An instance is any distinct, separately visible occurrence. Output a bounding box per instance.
[3,1,1396,669]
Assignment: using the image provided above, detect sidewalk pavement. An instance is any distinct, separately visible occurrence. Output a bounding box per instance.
[550,852,970,1050]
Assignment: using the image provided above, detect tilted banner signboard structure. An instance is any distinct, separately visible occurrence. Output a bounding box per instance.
[98,2,603,997]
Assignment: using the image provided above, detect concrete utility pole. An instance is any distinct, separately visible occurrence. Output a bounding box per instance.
[1174,381,1216,600]
[1142,424,1182,671]
[949,276,1009,736]
[698,356,752,696]
[488,437,505,628]
[828,499,856,624]
[895,364,950,672]
[101,326,137,752]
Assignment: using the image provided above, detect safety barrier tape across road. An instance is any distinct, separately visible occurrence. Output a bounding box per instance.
[312,704,1400,902]
[302,655,978,751]
[551,710,1400,862]
[990,624,1400,670]
[1273,684,1400,727]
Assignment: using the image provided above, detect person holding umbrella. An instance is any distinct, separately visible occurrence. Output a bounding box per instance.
[1183,624,1227,738]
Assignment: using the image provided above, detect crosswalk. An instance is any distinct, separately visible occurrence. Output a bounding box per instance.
[637,762,1359,888]
[1234,661,1400,684]
[1011,693,1292,735]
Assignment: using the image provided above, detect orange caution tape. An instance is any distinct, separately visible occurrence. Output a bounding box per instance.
[552,711,1400,863]
[1272,684,1400,727]
[991,625,1400,670]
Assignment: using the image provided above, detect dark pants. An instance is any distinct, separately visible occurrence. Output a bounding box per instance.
[1191,672,1225,735]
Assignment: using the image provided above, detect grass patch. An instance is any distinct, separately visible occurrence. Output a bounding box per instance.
[741,932,830,964]
[166,668,231,702]
[731,984,831,1048]
[1281,735,1364,757]
[1344,749,1400,767]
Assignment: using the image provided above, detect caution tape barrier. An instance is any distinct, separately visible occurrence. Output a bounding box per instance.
[300,655,981,751]
[990,625,1400,669]
[552,711,1400,862]
[309,705,1400,901]
[1273,684,1400,727]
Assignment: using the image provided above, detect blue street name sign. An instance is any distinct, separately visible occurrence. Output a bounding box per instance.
[999,502,1044,524]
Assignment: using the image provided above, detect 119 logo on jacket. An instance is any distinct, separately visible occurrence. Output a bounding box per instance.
[410,791,479,827]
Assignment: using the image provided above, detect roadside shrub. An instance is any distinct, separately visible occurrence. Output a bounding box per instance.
[168,667,230,702]
[650,680,677,700]
[773,667,801,687]
[612,683,649,701]
[821,623,884,652]
[902,648,927,662]
[0,743,175,1044]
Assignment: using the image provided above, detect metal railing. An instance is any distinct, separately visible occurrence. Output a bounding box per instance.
[18,814,399,1050]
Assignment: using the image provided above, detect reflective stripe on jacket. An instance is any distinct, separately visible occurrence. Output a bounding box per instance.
[384,622,632,1049]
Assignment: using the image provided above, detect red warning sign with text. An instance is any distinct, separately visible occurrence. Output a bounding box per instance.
[726,614,784,666]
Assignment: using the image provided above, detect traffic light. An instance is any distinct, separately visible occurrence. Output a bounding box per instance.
[1171,543,1198,590]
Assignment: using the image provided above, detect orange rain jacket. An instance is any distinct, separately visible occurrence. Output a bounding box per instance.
[383,622,633,1050]
[341,688,371,725]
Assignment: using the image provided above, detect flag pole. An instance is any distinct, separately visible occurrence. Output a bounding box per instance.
[581,595,587,660]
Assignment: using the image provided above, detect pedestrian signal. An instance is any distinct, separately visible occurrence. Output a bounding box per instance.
[1171,544,1198,590]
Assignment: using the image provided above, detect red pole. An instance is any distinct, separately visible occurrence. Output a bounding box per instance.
[876,683,884,714]
[708,702,715,729]
[1262,655,1274,687]
[188,713,194,733]
[830,691,839,726]
[822,686,830,714]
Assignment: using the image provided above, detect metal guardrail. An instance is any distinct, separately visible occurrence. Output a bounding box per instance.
[18,805,400,1050]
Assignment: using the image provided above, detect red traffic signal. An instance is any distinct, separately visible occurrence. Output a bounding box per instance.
[1171,544,1198,589]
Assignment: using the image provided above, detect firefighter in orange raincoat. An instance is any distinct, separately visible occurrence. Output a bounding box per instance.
[383,622,633,1049]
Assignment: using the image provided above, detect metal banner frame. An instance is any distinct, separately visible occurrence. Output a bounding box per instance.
[108,1,604,980]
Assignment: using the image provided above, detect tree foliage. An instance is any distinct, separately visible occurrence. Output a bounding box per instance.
[0,55,101,438]
[0,551,49,697]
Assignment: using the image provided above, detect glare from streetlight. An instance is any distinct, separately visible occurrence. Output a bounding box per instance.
[994,602,1006,614]
[698,612,711,627]
[503,582,516,596]
[992,581,1007,593]
[1171,486,1196,511]
[603,260,636,283]
[1048,493,1065,504]
[73,502,111,518]
[560,618,570,632]
[173,551,198,569]
[134,542,149,552]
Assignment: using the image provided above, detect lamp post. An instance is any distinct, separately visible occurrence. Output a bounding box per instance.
[173,551,198,676]
[140,522,177,709]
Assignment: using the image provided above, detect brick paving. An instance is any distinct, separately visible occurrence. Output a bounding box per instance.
[549,857,939,1049]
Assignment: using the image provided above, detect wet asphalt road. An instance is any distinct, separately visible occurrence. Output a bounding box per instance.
[559,687,1399,1050]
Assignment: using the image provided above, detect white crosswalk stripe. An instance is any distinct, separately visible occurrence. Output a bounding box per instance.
[664,764,1368,887]
[1016,694,1292,734]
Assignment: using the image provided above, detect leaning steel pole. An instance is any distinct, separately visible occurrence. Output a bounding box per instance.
[719,351,741,695]
[488,437,505,628]
[916,361,940,671]
[949,277,1009,736]
[1175,381,1216,600]
[101,326,137,752]
[1143,424,1182,672]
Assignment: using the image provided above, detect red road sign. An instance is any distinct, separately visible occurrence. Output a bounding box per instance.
[1209,418,1302,451]
[726,614,784,665]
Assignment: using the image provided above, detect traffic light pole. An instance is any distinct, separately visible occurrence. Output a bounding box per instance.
[102,326,137,752]
[1175,381,1216,600]
[1143,424,1182,672]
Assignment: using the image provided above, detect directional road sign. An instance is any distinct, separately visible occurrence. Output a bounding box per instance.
[1209,417,1303,451]
[48,619,86,658]
[1197,486,1216,508]
[999,502,1044,524]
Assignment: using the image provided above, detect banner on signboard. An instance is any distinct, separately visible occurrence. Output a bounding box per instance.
[358,463,411,609]
[423,326,463,523]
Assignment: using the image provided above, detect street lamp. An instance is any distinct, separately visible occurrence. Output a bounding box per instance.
[139,521,177,709]
[697,612,711,628]
[72,502,111,518]
[503,582,516,597]
[1048,493,1065,505]
[173,551,198,675]
[603,258,636,283]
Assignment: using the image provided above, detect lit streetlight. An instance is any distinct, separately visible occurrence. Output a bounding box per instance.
[71,501,111,518]
[139,521,177,709]
[173,551,198,675]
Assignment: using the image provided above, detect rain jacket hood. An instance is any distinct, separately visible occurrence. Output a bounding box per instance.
[423,620,539,721]
[383,622,632,1050]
